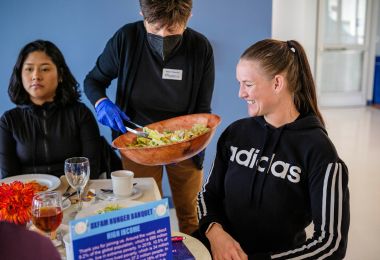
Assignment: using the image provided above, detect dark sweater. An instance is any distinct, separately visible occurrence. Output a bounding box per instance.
[0,221,61,260]
[197,114,350,259]
[84,21,215,139]
[83,21,214,169]
[0,101,101,179]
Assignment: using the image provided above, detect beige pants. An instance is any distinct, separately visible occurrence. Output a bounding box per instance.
[122,156,203,235]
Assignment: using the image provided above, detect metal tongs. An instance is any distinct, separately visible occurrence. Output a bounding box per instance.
[125,120,150,138]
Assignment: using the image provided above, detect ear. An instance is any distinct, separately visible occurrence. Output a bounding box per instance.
[273,74,285,94]
[139,11,143,17]
[185,13,193,25]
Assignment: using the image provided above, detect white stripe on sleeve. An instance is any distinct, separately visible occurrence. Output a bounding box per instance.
[272,162,343,259]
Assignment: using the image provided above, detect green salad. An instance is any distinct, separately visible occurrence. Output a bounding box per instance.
[128,123,210,148]
[96,204,123,214]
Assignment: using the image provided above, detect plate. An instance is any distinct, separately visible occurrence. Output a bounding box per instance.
[97,187,143,201]
[75,200,144,219]
[0,174,61,191]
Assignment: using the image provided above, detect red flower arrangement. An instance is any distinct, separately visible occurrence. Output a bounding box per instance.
[0,181,36,225]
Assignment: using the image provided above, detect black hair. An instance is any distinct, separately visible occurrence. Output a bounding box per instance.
[8,39,80,105]
[139,0,192,28]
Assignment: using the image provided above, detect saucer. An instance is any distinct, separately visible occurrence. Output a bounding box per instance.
[97,187,143,201]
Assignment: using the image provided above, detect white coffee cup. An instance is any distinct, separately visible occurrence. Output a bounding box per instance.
[63,233,74,260]
[111,170,134,197]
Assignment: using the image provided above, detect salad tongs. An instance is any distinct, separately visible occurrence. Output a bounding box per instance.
[124,126,149,138]
[124,120,149,138]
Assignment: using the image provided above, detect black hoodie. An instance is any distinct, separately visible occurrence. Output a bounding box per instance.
[197,114,349,259]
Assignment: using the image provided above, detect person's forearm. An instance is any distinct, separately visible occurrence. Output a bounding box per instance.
[83,74,109,106]
[205,222,224,241]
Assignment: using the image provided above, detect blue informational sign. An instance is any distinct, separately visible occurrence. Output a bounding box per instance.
[69,199,173,260]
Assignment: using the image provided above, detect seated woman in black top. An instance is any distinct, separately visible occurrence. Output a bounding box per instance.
[196,39,349,259]
[0,40,103,179]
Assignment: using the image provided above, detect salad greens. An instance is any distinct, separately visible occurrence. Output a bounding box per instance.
[96,204,123,214]
[128,123,210,148]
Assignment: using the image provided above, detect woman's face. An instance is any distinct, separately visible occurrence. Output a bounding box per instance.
[21,51,59,105]
[236,59,277,117]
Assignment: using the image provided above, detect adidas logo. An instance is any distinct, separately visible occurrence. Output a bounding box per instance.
[230,146,301,183]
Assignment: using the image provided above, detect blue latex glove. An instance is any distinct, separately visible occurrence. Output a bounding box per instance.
[95,99,129,133]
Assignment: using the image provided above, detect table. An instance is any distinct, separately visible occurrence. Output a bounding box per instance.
[57,177,161,225]
[58,177,161,259]
[57,177,211,259]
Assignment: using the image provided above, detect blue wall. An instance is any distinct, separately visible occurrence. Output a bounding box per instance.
[0,0,272,195]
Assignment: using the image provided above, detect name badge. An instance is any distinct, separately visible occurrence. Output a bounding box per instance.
[162,68,183,80]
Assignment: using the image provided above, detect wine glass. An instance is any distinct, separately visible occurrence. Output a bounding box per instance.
[31,191,63,241]
[64,157,90,210]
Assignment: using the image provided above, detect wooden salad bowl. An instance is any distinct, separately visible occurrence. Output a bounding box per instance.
[112,113,221,166]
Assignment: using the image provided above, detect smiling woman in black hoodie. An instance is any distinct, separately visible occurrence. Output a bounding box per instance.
[196,39,349,259]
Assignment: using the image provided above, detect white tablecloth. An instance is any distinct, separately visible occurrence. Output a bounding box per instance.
[59,177,161,225]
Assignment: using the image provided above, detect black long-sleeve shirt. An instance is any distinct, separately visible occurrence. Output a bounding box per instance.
[0,101,101,179]
[197,114,350,259]
[84,21,215,139]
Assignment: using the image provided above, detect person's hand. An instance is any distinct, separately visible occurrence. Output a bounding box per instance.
[206,224,248,260]
[95,98,129,133]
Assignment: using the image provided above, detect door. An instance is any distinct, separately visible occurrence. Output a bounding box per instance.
[316,0,370,106]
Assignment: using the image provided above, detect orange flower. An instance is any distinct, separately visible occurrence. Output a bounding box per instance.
[0,181,37,225]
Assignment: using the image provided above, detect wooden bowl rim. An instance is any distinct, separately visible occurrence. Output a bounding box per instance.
[112,113,221,151]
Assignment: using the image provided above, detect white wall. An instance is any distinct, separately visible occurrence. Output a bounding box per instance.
[376,0,380,55]
[272,0,379,103]
[365,0,379,100]
[272,0,318,75]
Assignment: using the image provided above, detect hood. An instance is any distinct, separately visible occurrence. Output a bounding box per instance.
[254,113,326,133]
[248,113,325,207]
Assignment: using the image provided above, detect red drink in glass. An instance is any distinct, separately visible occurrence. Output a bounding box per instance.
[32,206,63,232]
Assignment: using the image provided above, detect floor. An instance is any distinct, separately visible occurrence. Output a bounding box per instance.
[321,106,380,260]
[169,106,380,259]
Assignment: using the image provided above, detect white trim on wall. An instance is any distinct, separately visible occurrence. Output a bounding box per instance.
[272,0,318,76]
